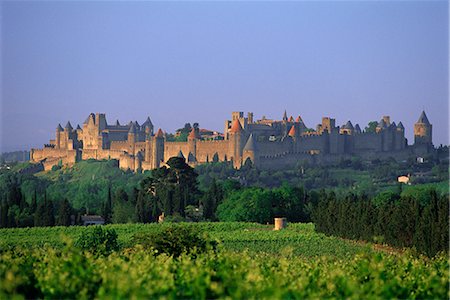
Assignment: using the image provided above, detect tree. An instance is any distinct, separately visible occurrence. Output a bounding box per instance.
[102,186,113,224]
[56,199,72,226]
[30,190,37,214]
[141,157,199,219]
[216,188,272,223]
[35,192,55,227]
[112,188,135,224]
[135,190,155,223]
[364,121,378,133]
[201,178,223,220]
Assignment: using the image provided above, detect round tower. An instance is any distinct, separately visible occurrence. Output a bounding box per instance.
[128,123,136,155]
[242,133,257,167]
[55,124,63,149]
[229,119,244,168]
[187,128,200,164]
[152,128,165,169]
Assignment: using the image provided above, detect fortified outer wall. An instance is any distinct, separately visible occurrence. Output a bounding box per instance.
[164,142,191,161]
[259,152,314,170]
[297,134,328,153]
[195,140,230,163]
[353,133,382,152]
[31,148,71,162]
[255,140,292,157]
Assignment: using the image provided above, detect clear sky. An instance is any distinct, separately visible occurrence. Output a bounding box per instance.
[1,1,448,152]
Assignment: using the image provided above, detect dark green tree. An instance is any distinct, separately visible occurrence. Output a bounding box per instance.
[201,178,223,220]
[364,121,378,133]
[102,186,113,224]
[56,199,72,226]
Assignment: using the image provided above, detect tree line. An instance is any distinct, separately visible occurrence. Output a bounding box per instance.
[311,189,449,257]
[1,156,448,258]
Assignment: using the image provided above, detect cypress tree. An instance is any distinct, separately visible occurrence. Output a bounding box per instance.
[0,202,9,228]
[135,191,146,222]
[102,186,113,224]
[56,199,72,226]
[30,190,37,214]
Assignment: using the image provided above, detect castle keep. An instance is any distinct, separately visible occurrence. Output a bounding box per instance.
[30,111,433,171]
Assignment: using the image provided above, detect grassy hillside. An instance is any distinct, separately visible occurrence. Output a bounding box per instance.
[13,160,145,212]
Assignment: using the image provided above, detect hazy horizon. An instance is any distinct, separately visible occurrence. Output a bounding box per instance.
[1,1,448,152]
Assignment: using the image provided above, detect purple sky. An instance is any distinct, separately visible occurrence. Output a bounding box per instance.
[1,1,448,152]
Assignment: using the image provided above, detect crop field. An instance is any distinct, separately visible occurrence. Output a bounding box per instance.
[1,222,448,299]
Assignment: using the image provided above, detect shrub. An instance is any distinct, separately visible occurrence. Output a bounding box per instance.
[75,226,119,256]
[132,224,216,258]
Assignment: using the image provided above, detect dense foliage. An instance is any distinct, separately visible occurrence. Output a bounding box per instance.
[0,223,448,299]
[216,184,310,223]
[312,188,449,257]
[74,226,119,257]
[132,224,216,257]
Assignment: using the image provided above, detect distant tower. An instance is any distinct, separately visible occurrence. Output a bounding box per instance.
[288,125,298,141]
[128,123,136,154]
[242,133,257,166]
[229,119,244,168]
[414,111,432,145]
[152,129,165,169]
[282,110,288,122]
[247,112,254,124]
[55,124,63,149]
[142,117,154,136]
[187,128,200,164]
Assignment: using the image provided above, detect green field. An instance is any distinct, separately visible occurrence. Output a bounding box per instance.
[1,222,448,299]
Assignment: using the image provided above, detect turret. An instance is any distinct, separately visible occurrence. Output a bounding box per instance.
[134,121,140,132]
[229,119,244,168]
[55,123,63,149]
[288,125,298,141]
[376,119,387,133]
[282,110,288,122]
[128,123,136,143]
[414,111,432,145]
[142,117,153,136]
[187,128,200,163]
[242,133,257,167]
[65,121,73,132]
[152,129,165,169]
[340,121,354,135]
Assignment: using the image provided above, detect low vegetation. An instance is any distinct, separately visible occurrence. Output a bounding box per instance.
[0,222,448,299]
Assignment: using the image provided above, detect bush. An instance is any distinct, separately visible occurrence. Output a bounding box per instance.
[75,226,119,256]
[132,224,216,258]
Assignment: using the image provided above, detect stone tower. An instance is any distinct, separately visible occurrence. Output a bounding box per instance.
[55,124,63,149]
[128,123,136,154]
[152,128,165,169]
[229,119,244,168]
[414,111,432,145]
[187,128,200,164]
[242,133,257,166]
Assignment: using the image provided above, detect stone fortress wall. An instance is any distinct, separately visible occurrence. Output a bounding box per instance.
[30,110,434,171]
